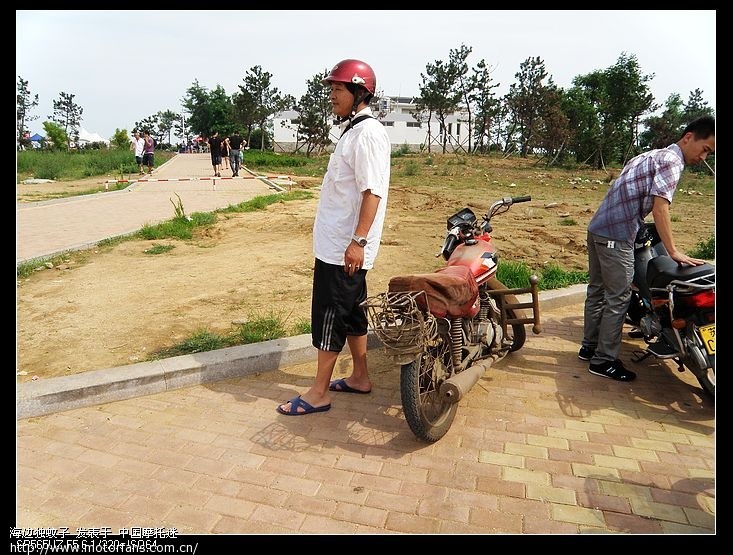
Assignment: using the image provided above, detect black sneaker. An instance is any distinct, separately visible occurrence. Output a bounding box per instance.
[578,346,595,361]
[588,360,636,381]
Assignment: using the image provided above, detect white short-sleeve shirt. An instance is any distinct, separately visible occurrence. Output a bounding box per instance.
[313,108,391,270]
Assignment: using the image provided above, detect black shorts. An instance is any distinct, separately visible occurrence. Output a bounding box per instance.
[311,258,368,352]
[142,153,154,166]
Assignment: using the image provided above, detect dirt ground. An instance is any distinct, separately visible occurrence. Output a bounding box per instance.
[16,162,715,383]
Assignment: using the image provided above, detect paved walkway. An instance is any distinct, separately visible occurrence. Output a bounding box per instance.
[16,154,283,263]
[17,299,714,534]
[15,156,715,535]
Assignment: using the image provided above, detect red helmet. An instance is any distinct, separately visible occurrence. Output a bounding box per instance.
[322,59,377,95]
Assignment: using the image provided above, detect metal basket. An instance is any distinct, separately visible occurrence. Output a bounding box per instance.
[361,290,438,364]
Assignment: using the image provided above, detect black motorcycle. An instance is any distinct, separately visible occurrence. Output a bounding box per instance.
[627,222,715,397]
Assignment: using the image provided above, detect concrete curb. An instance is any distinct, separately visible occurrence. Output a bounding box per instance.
[16,284,587,420]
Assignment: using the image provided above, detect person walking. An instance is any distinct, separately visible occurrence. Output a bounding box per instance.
[142,131,155,176]
[579,116,715,381]
[220,135,230,171]
[130,131,145,175]
[227,130,246,177]
[208,131,222,177]
[277,59,391,416]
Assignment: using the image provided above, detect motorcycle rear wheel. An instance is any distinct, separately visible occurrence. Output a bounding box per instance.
[400,339,456,442]
[693,355,715,399]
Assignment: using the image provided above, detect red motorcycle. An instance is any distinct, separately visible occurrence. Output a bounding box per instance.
[362,196,542,442]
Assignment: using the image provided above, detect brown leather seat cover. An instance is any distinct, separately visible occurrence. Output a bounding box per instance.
[388,265,479,318]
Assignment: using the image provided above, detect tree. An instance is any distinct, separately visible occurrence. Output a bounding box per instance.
[682,88,714,122]
[17,76,39,150]
[467,59,500,153]
[639,93,684,150]
[449,44,474,153]
[504,56,556,158]
[50,91,83,151]
[232,88,258,141]
[238,65,294,150]
[110,128,130,150]
[42,121,67,151]
[157,110,179,145]
[295,70,332,156]
[418,48,466,153]
[181,80,214,139]
[570,52,656,167]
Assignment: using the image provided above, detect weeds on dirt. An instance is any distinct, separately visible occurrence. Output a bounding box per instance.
[143,243,175,255]
[170,193,190,220]
[689,236,715,260]
[149,311,310,360]
[218,190,313,213]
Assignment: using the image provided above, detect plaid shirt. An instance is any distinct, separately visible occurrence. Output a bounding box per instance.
[588,144,684,242]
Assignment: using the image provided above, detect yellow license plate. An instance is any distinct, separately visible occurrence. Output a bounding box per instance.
[699,324,715,355]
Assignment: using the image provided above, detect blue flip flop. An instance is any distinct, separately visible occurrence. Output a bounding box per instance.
[276,396,331,416]
[328,378,371,394]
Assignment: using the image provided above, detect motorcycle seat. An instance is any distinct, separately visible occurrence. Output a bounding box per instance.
[647,256,716,289]
[388,265,480,319]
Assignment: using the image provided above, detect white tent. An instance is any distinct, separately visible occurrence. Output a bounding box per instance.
[77,127,109,146]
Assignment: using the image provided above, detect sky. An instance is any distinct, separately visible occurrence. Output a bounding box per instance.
[16,10,716,142]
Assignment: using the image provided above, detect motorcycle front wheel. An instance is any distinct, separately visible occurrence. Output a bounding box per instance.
[400,338,456,442]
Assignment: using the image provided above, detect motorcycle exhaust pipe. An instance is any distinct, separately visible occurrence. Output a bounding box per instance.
[439,357,496,403]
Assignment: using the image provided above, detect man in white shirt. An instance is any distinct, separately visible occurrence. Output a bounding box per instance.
[277,59,391,416]
[130,131,145,175]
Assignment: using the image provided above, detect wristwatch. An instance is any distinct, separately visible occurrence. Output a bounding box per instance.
[352,234,368,247]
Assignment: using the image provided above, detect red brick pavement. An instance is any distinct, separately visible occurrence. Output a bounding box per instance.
[16,301,715,535]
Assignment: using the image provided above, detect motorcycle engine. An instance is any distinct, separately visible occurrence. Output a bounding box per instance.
[473,320,496,347]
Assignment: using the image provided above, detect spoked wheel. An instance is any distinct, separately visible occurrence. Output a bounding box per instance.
[693,354,715,399]
[400,338,456,442]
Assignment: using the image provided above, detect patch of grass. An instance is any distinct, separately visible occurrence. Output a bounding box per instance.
[559,218,577,226]
[670,214,682,223]
[689,235,715,259]
[497,260,588,291]
[235,313,289,344]
[150,330,229,359]
[137,211,217,241]
[401,160,420,177]
[291,318,311,335]
[147,311,300,359]
[144,243,175,255]
[218,190,312,214]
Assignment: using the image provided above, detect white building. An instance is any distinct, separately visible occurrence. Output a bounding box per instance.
[272,96,470,153]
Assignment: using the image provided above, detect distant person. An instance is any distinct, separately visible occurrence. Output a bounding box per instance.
[220,135,230,171]
[227,130,246,177]
[130,131,145,175]
[579,115,715,382]
[142,131,155,176]
[208,131,222,177]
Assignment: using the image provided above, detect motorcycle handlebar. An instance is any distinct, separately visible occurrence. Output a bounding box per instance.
[512,195,531,203]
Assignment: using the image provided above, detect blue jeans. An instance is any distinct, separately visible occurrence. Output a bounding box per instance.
[229,149,240,175]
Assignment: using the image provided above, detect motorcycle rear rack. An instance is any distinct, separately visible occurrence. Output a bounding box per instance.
[487,275,542,335]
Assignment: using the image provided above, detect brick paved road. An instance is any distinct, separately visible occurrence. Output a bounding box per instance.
[17,301,714,534]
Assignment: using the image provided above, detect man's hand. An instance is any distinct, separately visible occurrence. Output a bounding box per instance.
[670,251,706,266]
[344,242,364,276]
